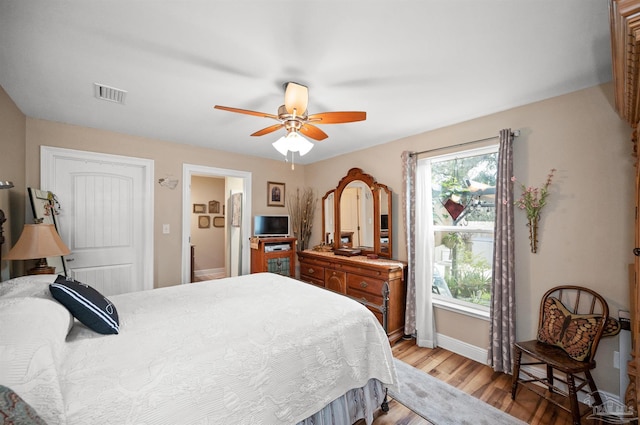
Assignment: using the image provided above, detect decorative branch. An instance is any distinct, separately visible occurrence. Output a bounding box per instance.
[288,187,317,251]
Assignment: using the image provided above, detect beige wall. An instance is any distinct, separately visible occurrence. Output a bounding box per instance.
[306,82,633,395]
[23,117,306,288]
[0,86,27,276]
[1,81,633,395]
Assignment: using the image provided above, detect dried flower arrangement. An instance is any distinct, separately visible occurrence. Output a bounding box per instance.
[288,188,317,251]
[512,168,556,253]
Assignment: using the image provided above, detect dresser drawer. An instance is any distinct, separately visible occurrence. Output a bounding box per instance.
[348,287,383,306]
[301,275,325,288]
[347,274,386,297]
[299,262,325,281]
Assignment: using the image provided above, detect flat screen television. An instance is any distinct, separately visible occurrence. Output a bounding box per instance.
[381,214,389,230]
[253,215,290,237]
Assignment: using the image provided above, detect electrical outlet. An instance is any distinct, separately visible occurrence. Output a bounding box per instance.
[162,224,170,234]
[614,351,620,369]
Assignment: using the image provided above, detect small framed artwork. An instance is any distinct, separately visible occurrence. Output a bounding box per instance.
[267,181,285,207]
[193,204,206,214]
[208,200,220,214]
[213,216,225,228]
[198,215,210,228]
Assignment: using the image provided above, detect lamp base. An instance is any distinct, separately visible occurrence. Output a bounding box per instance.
[28,266,56,275]
[27,258,56,275]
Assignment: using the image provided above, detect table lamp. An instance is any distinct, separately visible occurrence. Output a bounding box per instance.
[4,220,71,275]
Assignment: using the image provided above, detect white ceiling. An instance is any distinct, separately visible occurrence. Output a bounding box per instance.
[0,1,613,164]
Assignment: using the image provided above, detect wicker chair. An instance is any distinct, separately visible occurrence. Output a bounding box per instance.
[511,285,609,425]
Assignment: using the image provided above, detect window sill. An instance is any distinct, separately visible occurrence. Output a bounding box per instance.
[432,298,490,321]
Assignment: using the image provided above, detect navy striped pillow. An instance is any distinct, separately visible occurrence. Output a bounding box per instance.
[50,275,119,335]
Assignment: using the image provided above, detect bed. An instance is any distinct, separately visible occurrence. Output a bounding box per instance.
[0,272,397,425]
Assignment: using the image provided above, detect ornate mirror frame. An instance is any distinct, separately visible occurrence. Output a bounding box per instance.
[323,168,392,258]
[322,189,335,245]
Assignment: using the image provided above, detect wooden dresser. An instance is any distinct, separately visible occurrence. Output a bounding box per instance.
[297,250,406,344]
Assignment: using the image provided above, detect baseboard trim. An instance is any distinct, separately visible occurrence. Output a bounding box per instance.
[434,334,621,403]
[436,333,489,365]
[518,364,620,404]
[194,267,225,279]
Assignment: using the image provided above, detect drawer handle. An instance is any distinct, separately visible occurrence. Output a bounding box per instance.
[360,281,368,288]
[307,268,315,274]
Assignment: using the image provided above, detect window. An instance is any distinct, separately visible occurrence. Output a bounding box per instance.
[430,146,498,310]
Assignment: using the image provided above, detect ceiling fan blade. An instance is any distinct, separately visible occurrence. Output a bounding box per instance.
[251,124,284,137]
[284,82,308,115]
[300,124,328,141]
[214,105,279,120]
[307,111,366,124]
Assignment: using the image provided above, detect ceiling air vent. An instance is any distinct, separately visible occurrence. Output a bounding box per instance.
[94,83,127,104]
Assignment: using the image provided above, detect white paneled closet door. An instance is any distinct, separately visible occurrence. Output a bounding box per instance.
[41,147,154,296]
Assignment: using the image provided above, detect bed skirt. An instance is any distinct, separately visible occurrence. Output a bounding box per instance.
[296,379,385,425]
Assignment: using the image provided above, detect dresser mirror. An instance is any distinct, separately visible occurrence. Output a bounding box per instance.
[322,190,335,244]
[378,183,391,255]
[322,168,392,258]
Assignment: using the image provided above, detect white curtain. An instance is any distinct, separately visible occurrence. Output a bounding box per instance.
[415,158,435,348]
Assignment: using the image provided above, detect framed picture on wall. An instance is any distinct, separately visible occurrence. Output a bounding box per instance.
[198,215,210,228]
[28,188,67,275]
[208,200,220,214]
[193,204,206,214]
[213,216,225,228]
[267,182,285,207]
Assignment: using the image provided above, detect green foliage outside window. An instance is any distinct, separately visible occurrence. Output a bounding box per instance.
[431,150,497,308]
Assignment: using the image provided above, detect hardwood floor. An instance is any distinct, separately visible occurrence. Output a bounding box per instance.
[370,338,594,425]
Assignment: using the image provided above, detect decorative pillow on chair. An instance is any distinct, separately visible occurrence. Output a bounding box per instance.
[0,385,48,425]
[537,297,603,361]
[50,275,119,335]
[603,316,621,337]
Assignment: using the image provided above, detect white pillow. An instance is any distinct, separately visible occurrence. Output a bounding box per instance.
[0,297,70,424]
[0,274,58,298]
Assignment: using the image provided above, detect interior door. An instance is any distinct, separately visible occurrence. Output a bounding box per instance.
[41,147,153,296]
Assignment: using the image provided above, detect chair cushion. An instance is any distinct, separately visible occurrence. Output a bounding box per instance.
[603,316,621,337]
[537,296,603,361]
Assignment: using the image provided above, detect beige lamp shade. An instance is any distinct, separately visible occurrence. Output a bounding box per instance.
[5,223,71,260]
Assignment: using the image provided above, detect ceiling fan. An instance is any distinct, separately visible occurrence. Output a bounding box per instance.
[213,82,366,143]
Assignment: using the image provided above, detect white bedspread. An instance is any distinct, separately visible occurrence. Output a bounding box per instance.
[58,273,397,424]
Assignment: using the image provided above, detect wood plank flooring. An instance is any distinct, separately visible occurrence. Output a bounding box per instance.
[368,338,594,425]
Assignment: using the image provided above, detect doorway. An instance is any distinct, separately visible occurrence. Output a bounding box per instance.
[181,164,251,284]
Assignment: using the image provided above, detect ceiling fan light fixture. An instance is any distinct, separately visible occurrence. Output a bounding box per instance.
[272,131,314,157]
[272,136,290,156]
[284,82,308,116]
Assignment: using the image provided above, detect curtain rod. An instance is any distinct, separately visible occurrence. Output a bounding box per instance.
[409,129,520,157]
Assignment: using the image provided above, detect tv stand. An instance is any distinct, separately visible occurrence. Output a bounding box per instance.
[250,237,297,277]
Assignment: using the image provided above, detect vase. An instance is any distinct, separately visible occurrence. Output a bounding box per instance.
[527,216,539,253]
